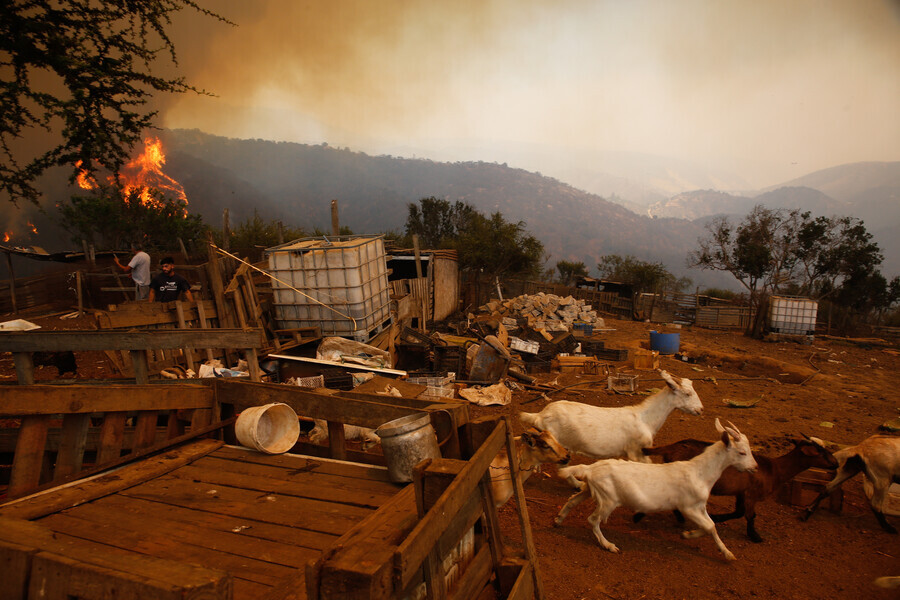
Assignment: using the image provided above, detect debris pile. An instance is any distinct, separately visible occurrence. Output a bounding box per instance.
[478,292,604,332]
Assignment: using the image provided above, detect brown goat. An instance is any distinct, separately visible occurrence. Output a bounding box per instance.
[636,437,838,542]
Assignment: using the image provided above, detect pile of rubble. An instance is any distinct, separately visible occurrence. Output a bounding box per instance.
[477,292,604,332]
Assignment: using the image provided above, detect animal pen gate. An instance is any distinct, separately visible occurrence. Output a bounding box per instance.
[0,332,545,600]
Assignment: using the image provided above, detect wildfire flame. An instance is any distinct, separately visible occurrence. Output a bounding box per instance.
[27,222,38,235]
[3,231,10,243]
[76,137,188,211]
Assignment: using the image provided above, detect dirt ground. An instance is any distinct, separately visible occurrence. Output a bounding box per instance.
[2,310,899,599]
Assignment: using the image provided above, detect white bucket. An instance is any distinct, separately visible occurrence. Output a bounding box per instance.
[235,403,300,454]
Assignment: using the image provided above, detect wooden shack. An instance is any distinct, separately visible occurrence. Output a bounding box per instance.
[388,250,459,326]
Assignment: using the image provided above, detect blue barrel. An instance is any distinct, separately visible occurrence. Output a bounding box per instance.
[573,322,593,336]
[649,331,680,354]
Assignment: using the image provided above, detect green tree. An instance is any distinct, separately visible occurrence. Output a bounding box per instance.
[688,206,802,335]
[212,212,309,261]
[404,197,476,248]
[556,260,588,285]
[403,197,544,280]
[795,214,884,301]
[58,186,205,252]
[597,254,689,295]
[1,1,230,206]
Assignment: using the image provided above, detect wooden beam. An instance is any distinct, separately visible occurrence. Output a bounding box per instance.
[0,329,263,352]
[0,438,224,520]
[393,420,507,590]
[0,385,215,415]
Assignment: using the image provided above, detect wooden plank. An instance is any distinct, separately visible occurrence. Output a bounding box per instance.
[195,299,217,362]
[312,485,419,600]
[118,475,370,536]
[133,411,158,450]
[39,513,297,587]
[498,559,534,600]
[169,462,395,509]
[92,494,338,552]
[0,384,215,415]
[96,411,127,464]
[13,351,34,384]
[0,517,231,600]
[175,300,197,371]
[212,445,396,484]
[448,543,492,600]
[393,420,507,590]
[0,439,224,521]
[53,413,91,480]
[0,329,263,352]
[7,415,50,498]
[53,502,320,570]
[269,353,407,376]
[0,539,36,600]
[505,418,545,600]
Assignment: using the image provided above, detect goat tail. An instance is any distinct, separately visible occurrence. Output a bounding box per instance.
[519,411,541,429]
[557,464,590,482]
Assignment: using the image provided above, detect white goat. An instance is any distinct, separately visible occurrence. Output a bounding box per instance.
[801,434,900,533]
[309,420,381,450]
[489,428,570,507]
[519,370,703,464]
[554,419,757,561]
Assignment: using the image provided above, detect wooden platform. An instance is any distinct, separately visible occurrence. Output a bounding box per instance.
[0,440,409,599]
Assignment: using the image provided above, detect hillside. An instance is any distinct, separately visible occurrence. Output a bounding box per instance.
[157,130,722,285]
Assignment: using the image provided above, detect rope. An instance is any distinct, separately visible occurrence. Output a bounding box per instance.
[210,243,357,330]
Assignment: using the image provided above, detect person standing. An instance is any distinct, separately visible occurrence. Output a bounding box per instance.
[114,243,151,300]
[149,257,195,303]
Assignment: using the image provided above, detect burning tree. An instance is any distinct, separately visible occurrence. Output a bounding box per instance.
[0,1,230,206]
[60,137,205,251]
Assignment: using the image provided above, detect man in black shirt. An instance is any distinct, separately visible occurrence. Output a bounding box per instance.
[149,257,195,303]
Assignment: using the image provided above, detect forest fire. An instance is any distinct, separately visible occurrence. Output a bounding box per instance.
[3,231,10,243]
[76,137,188,210]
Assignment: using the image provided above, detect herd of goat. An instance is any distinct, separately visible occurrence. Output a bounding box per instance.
[495,370,900,566]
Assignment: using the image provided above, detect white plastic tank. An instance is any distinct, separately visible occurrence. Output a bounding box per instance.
[767,296,818,336]
[266,235,392,342]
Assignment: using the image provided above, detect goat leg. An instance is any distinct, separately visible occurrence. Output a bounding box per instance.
[870,482,898,534]
[710,494,747,523]
[554,487,590,526]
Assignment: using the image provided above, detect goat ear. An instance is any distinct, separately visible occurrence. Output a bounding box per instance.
[660,370,678,390]
[520,431,537,448]
[721,430,731,447]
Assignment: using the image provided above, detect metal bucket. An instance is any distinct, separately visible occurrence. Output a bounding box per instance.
[376,412,441,483]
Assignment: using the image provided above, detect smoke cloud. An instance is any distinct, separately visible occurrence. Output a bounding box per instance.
[158,0,900,186]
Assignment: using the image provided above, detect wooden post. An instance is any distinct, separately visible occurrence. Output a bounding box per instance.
[76,270,84,316]
[277,221,284,245]
[88,243,96,268]
[175,300,196,372]
[195,301,216,362]
[222,208,230,252]
[178,237,190,261]
[331,199,340,236]
[412,235,424,279]
[5,250,17,314]
[130,349,149,384]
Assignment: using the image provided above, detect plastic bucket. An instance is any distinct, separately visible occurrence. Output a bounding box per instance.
[649,331,680,355]
[235,403,300,454]
[376,413,441,483]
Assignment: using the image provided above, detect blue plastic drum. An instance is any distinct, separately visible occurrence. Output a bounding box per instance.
[649,331,680,354]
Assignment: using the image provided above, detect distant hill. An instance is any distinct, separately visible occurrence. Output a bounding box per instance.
[155,130,731,286]
[5,131,895,285]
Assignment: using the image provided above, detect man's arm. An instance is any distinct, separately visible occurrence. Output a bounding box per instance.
[184,289,195,303]
[148,288,156,302]
[114,255,133,274]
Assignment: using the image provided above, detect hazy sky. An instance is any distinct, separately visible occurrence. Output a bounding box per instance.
[161,0,900,188]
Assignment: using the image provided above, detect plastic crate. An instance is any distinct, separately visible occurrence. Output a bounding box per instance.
[407,373,455,398]
[595,348,629,362]
[433,345,466,376]
[510,336,540,354]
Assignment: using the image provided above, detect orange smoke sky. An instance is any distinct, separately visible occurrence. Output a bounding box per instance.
[158,0,900,187]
